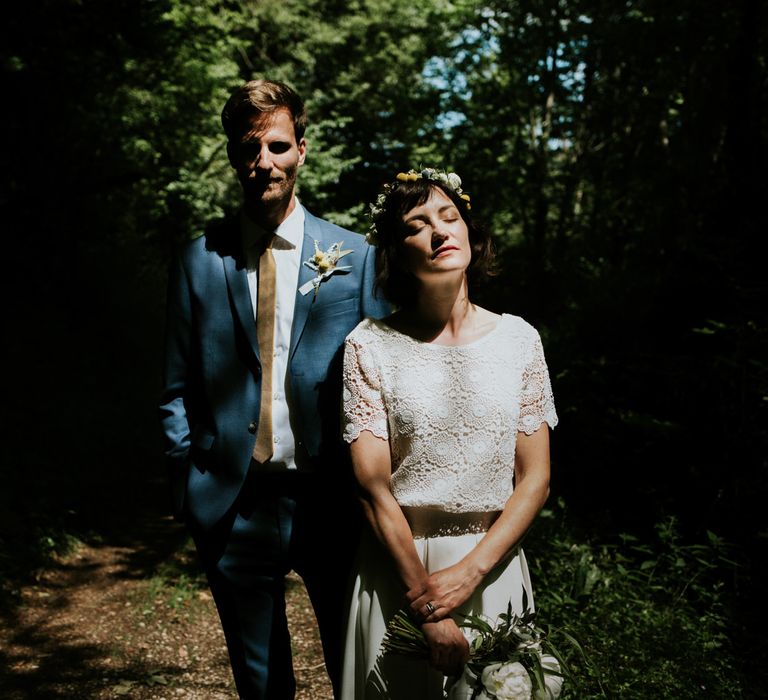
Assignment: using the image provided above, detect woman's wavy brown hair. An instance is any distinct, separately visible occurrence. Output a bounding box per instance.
[372,178,496,307]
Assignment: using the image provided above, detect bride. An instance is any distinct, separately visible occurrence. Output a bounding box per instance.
[340,168,560,699]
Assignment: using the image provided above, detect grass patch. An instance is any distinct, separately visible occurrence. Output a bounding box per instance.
[135,538,209,620]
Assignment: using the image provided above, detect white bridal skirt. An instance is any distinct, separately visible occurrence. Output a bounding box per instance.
[340,508,552,700]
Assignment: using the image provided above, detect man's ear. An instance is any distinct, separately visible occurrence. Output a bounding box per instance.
[297,137,307,167]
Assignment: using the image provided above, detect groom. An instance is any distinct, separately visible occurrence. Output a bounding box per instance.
[159,79,387,699]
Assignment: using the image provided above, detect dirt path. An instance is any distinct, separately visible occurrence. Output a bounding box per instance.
[0,516,332,699]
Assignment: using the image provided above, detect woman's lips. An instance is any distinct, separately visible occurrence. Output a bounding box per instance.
[432,245,459,259]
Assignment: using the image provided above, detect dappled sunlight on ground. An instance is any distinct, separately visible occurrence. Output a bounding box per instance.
[0,517,332,699]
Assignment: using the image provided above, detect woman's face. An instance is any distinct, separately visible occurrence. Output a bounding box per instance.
[398,188,471,281]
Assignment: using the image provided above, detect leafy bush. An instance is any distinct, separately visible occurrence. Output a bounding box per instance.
[527,503,744,698]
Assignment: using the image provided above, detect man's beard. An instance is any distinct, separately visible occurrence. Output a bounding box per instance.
[244,168,297,206]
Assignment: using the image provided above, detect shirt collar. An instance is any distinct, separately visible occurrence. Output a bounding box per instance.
[241,198,305,252]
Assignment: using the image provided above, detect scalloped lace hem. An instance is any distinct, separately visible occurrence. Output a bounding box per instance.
[519,412,559,436]
[343,424,389,444]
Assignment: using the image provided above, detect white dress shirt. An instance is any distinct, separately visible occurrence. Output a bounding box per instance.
[242,200,306,471]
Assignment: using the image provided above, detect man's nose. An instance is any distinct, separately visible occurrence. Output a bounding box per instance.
[253,145,273,171]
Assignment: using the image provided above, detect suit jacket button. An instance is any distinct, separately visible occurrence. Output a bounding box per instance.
[248,421,257,434]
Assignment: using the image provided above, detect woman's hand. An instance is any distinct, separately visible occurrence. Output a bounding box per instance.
[421,618,470,676]
[406,561,483,623]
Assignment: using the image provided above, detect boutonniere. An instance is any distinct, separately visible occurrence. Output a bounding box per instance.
[299,240,354,297]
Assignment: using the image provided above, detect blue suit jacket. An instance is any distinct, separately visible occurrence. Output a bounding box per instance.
[159,208,388,529]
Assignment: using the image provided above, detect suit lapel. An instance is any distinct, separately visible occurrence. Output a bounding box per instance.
[220,230,260,362]
[290,211,325,360]
[218,209,335,363]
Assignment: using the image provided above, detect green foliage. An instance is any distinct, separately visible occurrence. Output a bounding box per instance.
[101,0,245,246]
[528,504,745,698]
[35,528,84,560]
[0,514,84,605]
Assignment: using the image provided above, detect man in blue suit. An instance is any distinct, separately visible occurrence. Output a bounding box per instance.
[159,80,387,699]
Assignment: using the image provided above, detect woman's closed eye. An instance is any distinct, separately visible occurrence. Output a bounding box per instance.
[404,223,426,237]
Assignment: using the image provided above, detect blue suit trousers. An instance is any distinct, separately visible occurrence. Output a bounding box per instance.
[190,470,356,699]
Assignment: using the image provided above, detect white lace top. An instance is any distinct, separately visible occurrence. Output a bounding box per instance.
[342,314,558,513]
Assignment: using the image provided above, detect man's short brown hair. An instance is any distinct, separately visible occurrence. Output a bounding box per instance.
[221,79,307,142]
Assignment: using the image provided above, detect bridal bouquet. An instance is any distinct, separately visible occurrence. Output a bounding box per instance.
[382,603,571,700]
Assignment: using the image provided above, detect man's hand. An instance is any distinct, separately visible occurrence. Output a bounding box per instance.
[421,618,470,676]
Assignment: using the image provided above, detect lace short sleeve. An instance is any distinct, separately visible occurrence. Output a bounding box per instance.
[517,332,559,434]
[342,337,389,443]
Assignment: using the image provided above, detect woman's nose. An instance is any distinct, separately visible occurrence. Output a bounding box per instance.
[432,228,449,244]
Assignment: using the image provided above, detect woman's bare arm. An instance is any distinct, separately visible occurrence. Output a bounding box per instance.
[351,430,469,673]
[407,425,551,621]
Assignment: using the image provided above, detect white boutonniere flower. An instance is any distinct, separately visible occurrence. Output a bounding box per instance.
[299,240,353,297]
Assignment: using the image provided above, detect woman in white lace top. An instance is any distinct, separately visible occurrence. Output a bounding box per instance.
[339,168,560,699]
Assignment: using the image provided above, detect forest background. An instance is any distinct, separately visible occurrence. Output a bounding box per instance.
[1,0,766,697]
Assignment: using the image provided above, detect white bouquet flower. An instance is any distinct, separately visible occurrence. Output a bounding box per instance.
[447,657,562,700]
[382,602,572,700]
[481,662,533,699]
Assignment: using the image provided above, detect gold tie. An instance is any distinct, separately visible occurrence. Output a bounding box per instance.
[252,236,276,463]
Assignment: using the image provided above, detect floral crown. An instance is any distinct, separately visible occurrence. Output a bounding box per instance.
[366,167,471,246]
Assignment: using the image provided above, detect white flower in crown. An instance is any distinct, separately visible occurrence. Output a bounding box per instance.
[300,240,354,297]
[446,172,462,189]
